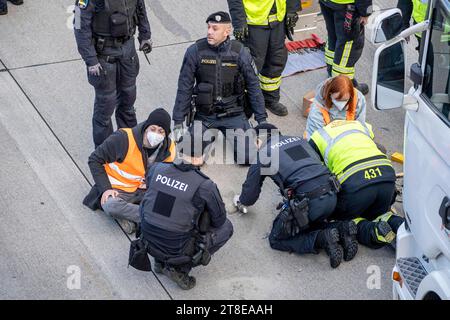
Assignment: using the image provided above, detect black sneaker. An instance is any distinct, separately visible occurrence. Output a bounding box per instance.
[8,0,23,5]
[0,6,7,15]
[337,220,358,262]
[163,268,196,290]
[316,228,343,269]
[352,79,369,95]
[266,102,288,116]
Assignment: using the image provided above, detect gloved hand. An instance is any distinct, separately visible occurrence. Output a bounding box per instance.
[233,194,248,215]
[285,12,299,30]
[279,208,299,237]
[173,123,185,143]
[139,39,153,54]
[233,25,249,42]
[88,63,103,77]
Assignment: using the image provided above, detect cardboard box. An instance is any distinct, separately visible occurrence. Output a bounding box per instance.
[302,90,315,118]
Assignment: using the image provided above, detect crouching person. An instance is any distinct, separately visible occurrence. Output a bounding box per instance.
[83,108,175,234]
[138,129,233,290]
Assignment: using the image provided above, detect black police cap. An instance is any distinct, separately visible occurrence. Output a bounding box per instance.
[206,11,231,24]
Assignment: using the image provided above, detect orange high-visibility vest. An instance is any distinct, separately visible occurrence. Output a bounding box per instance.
[319,88,358,125]
[104,128,175,193]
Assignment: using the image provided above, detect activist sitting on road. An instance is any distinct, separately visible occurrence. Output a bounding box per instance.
[233,123,358,269]
[83,108,175,234]
[309,120,404,250]
[304,75,366,140]
[138,128,233,290]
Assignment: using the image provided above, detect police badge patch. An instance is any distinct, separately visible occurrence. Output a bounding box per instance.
[78,0,89,9]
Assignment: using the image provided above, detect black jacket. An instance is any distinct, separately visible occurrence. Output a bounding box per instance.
[227,0,302,29]
[83,122,173,210]
[73,0,151,67]
[172,38,267,124]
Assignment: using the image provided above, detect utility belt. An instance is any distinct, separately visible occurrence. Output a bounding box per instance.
[93,36,132,52]
[128,212,212,272]
[278,175,341,235]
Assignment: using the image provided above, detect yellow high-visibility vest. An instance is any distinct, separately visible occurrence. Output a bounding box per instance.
[243,0,286,26]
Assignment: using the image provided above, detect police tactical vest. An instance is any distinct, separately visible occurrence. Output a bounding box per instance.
[260,135,330,188]
[195,38,245,112]
[92,0,137,39]
[141,163,208,233]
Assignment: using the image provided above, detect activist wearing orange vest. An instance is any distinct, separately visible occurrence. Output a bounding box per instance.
[83,108,176,213]
[305,75,367,140]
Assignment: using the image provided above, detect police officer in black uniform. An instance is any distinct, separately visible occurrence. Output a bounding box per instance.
[0,0,23,15]
[73,0,152,147]
[139,129,233,290]
[172,11,267,165]
[234,123,358,268]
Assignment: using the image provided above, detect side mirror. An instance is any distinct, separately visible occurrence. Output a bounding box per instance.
[370,8,403,44]
[372,39,406,110]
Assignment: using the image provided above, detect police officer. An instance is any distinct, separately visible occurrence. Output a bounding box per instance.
[397,0,429,51]
[139,129,233,290]
[309,120,404,249]
[0,0,23,15]
[172,11,267,165]
[83,108,176,234]
[73,0,152,148]
[320,0,372,95]
[227,0,301,116]
[234,123,358,268]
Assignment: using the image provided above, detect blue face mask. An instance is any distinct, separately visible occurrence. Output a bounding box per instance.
[331,98,349,111]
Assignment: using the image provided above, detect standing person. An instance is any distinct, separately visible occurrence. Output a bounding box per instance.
[320,0,372,95]
[397,0,429,51]
[83,108,175,234]
[0,0,23,15]
[309,120,404,249]
[172,12,267,165]
[73,0,153,147]
[305,75,366,139]
[227,0,301,116]
[234,123,356,268]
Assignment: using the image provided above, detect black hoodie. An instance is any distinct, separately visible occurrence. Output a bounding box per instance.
[83,122,174,211]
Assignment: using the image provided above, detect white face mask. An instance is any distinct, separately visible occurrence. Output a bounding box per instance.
[146,131,164,147]
[331,98,349,111]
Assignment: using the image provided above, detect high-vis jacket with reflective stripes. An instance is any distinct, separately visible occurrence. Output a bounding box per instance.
[243,0,286,25]
[104,128,175,192]
[310,120,392,184]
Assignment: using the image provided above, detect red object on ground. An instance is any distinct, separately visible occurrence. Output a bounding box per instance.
[285,34,325,52]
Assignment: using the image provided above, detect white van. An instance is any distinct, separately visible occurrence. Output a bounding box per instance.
[370,0,450,299]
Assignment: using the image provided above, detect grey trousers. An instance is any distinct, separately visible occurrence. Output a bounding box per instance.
[101,189,145,223]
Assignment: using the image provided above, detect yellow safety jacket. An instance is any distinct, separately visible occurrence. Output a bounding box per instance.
[244,0,286,26]
[412,0,428,37]
[104,128,175,192]
[327,0,355,4]
[310,120,393,184]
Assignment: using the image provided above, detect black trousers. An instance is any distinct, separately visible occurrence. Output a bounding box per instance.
[269,192,337,255]
[332,181,396,249]
[320,1,365,80]
[244,22,287,104]
[87,38,139,147]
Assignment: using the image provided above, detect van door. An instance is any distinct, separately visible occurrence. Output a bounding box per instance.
[403,0,450,259]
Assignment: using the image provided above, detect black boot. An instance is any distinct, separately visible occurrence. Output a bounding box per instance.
[8,0,23,5]
[0,4,7,15]
[266,101,288,116]
[327,65,332,78]
[336,220,358,261]
[162,267,196,290]
[352,79,369,95]
[315,228,343,269]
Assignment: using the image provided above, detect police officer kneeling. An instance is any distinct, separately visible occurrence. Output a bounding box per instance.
[234,123,358,268]
[137,130,233,290]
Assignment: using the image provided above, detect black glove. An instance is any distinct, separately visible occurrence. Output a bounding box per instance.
[139,39,153,54]
[286,12,299,30]
[279,208,299,237]
[233,25,249,41]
